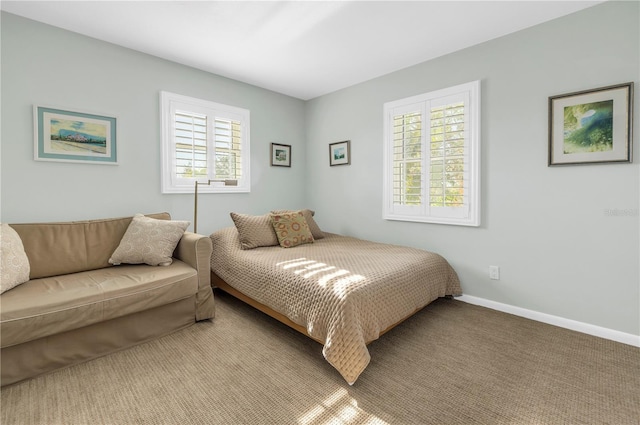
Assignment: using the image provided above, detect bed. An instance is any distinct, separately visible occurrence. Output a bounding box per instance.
[209,212,462,384]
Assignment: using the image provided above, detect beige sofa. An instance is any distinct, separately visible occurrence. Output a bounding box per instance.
[0,213,214,386]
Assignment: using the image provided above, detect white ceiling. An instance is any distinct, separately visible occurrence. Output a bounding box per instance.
[2,1,602,100]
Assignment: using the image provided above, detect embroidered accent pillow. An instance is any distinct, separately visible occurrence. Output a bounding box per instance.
[271,209,324,240]
[109,214,189,266]
[230,212,279,250]
[1,223,31,294]
[270,211,314,248]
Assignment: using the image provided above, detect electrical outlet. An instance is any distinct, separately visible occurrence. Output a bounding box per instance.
[489,265,500,280]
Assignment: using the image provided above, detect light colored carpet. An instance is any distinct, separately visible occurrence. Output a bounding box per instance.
[2,290,639,424]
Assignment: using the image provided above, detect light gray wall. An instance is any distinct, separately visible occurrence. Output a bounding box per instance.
[0,12,307,237]
[2,3,638,337]
[305,1,639,335]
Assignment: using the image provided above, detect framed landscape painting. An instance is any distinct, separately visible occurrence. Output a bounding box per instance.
[329,140,351,166]
[34,105,118,164]
[548,82,633,166]
[271,143,291,167]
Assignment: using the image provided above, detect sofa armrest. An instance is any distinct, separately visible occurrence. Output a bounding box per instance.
[174,232,215,321]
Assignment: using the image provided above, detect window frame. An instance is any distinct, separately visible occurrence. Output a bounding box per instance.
[382,80,481,226]
[160,91,251,194]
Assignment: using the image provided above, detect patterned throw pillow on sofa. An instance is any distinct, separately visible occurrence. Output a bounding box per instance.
[109,214,189,266]
[0,223,31,294]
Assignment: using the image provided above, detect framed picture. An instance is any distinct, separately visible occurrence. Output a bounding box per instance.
[329,140,351,166]
[548,82,633,166]
[34,105,118,164]
[271,143,291,167]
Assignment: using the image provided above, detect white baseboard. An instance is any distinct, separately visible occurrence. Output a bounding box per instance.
[457,295,640,348]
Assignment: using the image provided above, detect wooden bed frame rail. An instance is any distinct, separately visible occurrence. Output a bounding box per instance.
[211,272,422,346]
[211,272,325,344]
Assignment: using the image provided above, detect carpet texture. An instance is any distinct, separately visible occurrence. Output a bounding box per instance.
[1,290,638,424]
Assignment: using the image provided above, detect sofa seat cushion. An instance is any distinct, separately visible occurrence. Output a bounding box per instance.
[0,260,197,348]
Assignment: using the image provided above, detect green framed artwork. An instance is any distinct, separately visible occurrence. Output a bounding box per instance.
[34,105,118,164]
[548,82,633,166]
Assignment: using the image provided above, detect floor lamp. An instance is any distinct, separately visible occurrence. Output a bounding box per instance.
[193,179,238,234]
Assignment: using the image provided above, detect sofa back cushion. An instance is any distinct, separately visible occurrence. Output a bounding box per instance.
[10,213,170,279]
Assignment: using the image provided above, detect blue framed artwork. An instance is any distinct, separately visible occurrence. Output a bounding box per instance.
[329,140,351,166]
[34,105,118,164]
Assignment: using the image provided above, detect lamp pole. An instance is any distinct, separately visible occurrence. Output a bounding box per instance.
[193,179,238,234]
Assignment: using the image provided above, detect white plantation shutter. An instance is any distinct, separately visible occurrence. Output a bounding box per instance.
[175,111,208,179]
[213,118,242,180]
[430,101,465,208]
[392,110,423,207]
[161,91,250,193]
[383,81,480,226]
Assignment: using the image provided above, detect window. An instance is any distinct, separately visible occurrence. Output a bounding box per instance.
[383,80,480,226]
[160,91,250,193]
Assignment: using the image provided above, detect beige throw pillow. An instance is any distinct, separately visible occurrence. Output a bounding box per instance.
[230,212,279,250]
[1,223,31,294]
[109,214,189,266]
[271,209,324,240]
[270,211,314,248]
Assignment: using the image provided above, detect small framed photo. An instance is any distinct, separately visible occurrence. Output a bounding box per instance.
[34,105,118,164]
[329,140,351,166]
[271,143,291,167]
[548,82,633,166]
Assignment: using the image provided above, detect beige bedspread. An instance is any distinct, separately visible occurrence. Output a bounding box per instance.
[210,227,462,384]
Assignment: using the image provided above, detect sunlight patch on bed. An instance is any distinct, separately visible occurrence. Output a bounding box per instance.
[277,258,338,277]
[299,266,336,279]
[298,262,330,271]
[318,269,350,286]
[278,258,318,269]
[331,274,366,298]
[297,387,389,425]
[276,258,367,298]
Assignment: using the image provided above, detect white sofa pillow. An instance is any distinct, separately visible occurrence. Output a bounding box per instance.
[109,214,189,266]
[1,223,31,294]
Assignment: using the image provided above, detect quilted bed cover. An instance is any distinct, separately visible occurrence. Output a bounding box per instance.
[210,227,462,384]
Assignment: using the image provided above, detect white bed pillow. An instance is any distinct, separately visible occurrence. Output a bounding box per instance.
[1,223,31,294]
[109,214,189,266]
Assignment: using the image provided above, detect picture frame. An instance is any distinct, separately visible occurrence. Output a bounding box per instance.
[34,105,118,164]
[548,82,633,166]
[270,143,291,167]
[329,140,351,166]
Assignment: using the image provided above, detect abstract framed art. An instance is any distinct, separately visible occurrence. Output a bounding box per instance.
[34,105,118,164]
[548,82,633,166]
